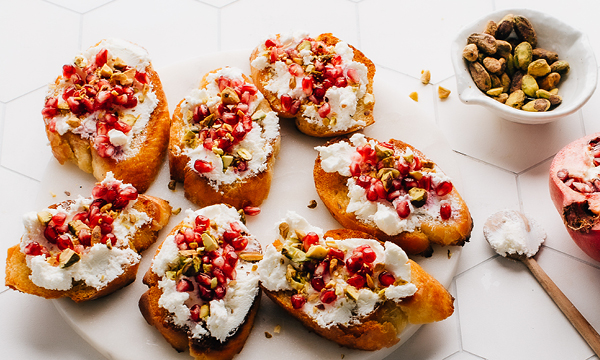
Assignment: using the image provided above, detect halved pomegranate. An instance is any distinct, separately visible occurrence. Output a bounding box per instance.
[550,133,600,262]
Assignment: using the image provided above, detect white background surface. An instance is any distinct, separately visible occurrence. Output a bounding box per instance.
[1,1,600,360]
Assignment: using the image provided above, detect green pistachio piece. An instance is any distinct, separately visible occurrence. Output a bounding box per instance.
[408,187,428,207]
[58,248,80,268]
[281,245,307,263]
[222,155,234,169]
[251,110,267,121]
[375,144,394,160]
[202,233,218,252]
[521,74,539,97]
[37,211,53,226]
[305,245,328,260]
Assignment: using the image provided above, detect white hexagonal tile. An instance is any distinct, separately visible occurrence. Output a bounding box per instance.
[82,0,219,70]
[582,80,600,135]
[0,291,106,360]
[518,158,598,262]
[452,153,519,275]
[0,167,39,292]
[45,0,113,13]
[359,0,493,83]
[457,257,592,360]
[384,281,460,360]
[0,0,80,102]
[198,0,238,7]
[221,0,359,53]
[445,352,486,360]
[1,88,53,180]
[436,77,584,173]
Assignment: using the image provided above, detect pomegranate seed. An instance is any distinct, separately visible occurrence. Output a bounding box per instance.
[190,304,201,321]
[195,215,210,231]
[320,289,337,304]
[176,279,194,292]
[347,274,366,288]
[100,222,113,234]
[373,180,387,199]
[95,49,108,67]
[346,253,364,273]
[302,77,313,95]
[101,233,116,246]
[311,277,325,292]
[194,159,214,173]
[350,161,361,177]
[291,294,306,309]
[281,94,293,112]
[288,63,304,77]
[366,186,379,201]
[387,190,402,201]
[223,230,240,243]
[356,175,371,188]
[42,107,59,119]
[314,261,329,277]
[303,232,320,252]
[78,229,91,247]
[196,273,212,287]
[403,177,419,190]
[318,102,331,118]
[440,203,452,220]
[241,83,258,95]
[198,285,214,301]
[347,68,361,83]
[225,249,238,267]
[51,212,68,226]
[44,225,59,243]
[328,248,345,260]
[290,100,301,115]
[436,181,453,196]
[212,268,227,285]
[56,234,74,250]
[557,169,569,182]
[218,76,230,92]
[265,38,278,48]
[24,242,44,256]
[332,55,342,66]
[62,64,76,78]
[334,77,348,88]
[214,285,227,299]
[243,206,261,216]
[213,256,225,268]
[113,120,131,133]
[119,186,138,201]
[395,200,411,219]
[420,175,432,191]
[231,236,248,251]
[356,245,376,263]
[413,157,422,171]
[134,71,149,84]
[379,271,396,287]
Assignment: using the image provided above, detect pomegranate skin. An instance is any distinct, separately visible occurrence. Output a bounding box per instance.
[549,132,600,262]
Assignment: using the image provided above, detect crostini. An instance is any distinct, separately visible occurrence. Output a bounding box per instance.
[5,172,171,302]
[314,134,473,256]
[169,67,280,209]
[257,212,454,350]
[41,38,170,193]
[139,204,262,360]
[250,32,375,137]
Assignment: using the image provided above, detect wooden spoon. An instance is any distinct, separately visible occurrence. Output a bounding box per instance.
[484,210,600,355]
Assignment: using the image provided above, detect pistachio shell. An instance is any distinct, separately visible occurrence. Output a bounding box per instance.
[467,32,497,55]
[513,15,537,48]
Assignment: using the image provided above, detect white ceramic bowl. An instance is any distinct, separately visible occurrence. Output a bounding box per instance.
[451,8,597,124]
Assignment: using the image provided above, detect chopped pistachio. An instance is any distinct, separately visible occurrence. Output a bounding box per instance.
[438,86,451,99]
[200,304,210,319]
[222,155,234,169]
[238,251,264,261]
[202,233,218,251]
[58,248,80,268]
[251,110,267,121]
[100,63,113,78]
[37,210,53,226]
[279,222,290,239]
[305,245,328,260]
[345,286,360,301]
[237,148,253,161]
[221,87,240,105]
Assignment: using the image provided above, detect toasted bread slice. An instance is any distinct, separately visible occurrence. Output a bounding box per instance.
[139,204,262,360]
[257,212,454,351]
[4,173,171,302]
[314,134,473,256]
[42,39,170,193]
[250,32,375,137]
[169,67,280,209]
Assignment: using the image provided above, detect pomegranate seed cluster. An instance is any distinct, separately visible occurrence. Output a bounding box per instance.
[347,138,454,221]
[42,44,153,159]
[23,177,140,267]
[253,34,371,128]
[163,214,262,324]
[556,137,600,194]
[263,219,416,316]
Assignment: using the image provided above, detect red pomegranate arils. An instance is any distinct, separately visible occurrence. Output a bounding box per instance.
[194,159,214,173]
[311,277,326,292]
[379,271,396,287]
[440,202,452,220]
[243,206,261,216]
[291,294,306,309]
[176,279,194,292]
[436,181,453,196]
[347,274,366,288]
[395,200,411,219]
[318,102,331,118]
[320,289,337,304]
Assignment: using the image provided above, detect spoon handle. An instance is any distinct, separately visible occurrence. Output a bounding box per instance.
[522,256,600,355]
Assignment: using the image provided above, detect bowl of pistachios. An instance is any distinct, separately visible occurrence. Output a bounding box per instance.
[451,8,597,124]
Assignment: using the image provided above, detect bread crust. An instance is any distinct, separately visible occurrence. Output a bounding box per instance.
[139,208,261,360]
[261,228,454,351]
[250,33,375,137]
[44,42,170,193]
[314,136,473,256]
[169,68,280,209]
[4,194,171,302]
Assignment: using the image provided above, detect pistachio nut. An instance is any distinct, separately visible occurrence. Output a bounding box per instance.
[514,42,533,71]
[462,43,479,62]
[527,59,551,78]
[532,48,559,64]
[522,99,551,112]
[513,15,537,48]
[468,62,492,92]
[37,210,53,225]
[506,53,515,77]
[483,57,504,75]
[375,143,394,159]
[495,40,512,59]
[495,14,514,40]
[58,248,81,268]
[550,60,570,75]
[237,148,253,161]
[505,90,526,109]
[549,94,562,106]
[305,245,328,260]
[538,72,561,91]
[467,32,497,55]
[222,155,234,169]
[535,89,553,99]
[521,74,539,97]
[494,93,509,104]
[486,87,504,97]
[201,233,218,252]
[501,73,511,93]
[509,71,525,94]
[408,187,428,208]
[438,86,451,99]
[484,20,498,36]
[490,74,502,89]
[251,109,267,121]
[220,87,240,105]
